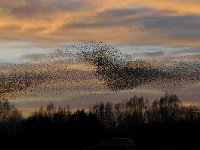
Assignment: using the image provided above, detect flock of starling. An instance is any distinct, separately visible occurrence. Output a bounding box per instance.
[1,41,200,99]
[75,42,200,91]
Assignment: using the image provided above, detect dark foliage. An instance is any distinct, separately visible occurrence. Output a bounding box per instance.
[0,94,200,149]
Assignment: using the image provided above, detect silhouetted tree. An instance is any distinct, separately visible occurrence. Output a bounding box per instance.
[159,93,182,123]
[1,94,200,149]
[0,99,22,122]
[147,99,161,123]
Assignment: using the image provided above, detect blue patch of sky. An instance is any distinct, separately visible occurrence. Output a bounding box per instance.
[1,41,200,64]
[0,48,54,64]
[0,41,55,64]
[116,44,200,55]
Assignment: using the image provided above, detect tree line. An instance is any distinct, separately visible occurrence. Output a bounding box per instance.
[90,94,200,128]
[0,94,200,149]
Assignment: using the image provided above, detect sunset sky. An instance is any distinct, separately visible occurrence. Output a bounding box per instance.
[1,0,200,115]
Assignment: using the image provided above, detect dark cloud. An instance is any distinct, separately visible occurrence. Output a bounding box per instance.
[63,7,200,42]
[64,7,155,29]
[98,8,155,18]
[137,14,200,39]
[138,15,199,29]
[141,51,165,57]
[51,0,91,11]
[1,0,91,18]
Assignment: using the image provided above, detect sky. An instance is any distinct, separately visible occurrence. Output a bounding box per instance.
[1,0,200,116]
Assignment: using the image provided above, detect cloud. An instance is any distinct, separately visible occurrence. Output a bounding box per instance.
[136,0,200,14]
[0,0,200,48]
[59,6,200,47]
[63,7,153,29]
[98,7,155,18]
[137,14,200,40]
[142,51,165,57]
[0,0,91,17]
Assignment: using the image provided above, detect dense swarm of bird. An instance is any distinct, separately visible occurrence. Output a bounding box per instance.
[74,41,200,91]
[1,41,200,99]
[0,64,45,98]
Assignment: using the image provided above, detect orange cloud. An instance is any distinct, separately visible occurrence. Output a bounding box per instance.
[0,0,200,52]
